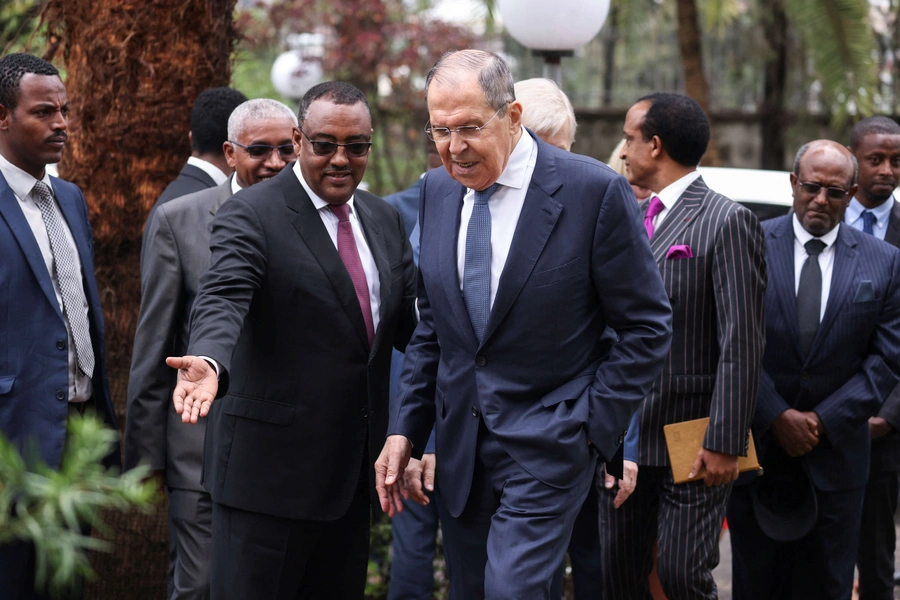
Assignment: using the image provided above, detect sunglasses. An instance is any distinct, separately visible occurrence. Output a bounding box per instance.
[298,128,372,158]
[796,180,851,201]
[230,140,296,160]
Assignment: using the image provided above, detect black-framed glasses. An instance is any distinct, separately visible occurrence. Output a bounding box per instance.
[229,140,296,160]
[797,180,851,201]
[425,105,507,143]
[298,128,372,158]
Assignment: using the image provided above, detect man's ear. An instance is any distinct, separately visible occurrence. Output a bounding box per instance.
[223,141,237,170]
[0,104,11,132]
[649,135,663,159]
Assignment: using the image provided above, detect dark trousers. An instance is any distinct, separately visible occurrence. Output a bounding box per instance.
[598,465,731,600]
[553,461,603,599]
[857,469,899,600]
[167,489,213,600]
[209,471,370,600]
[387,485,441,600]
[727,481,865,600]
[439,424,593,600]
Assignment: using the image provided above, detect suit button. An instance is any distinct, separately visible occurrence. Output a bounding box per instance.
[617,434,624,444]
[56,340,65,351]
[56,390,66,401]
[360,407,368,418]
[475,356,487,367]
[471,406,480,417]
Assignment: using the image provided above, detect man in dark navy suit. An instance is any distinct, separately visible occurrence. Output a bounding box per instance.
[0,53,119,599]
[727,140,900,599]
[375,49,673,599]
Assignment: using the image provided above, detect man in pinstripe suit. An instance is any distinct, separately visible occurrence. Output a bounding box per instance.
[600,93,767,599]
[727,140,900,599]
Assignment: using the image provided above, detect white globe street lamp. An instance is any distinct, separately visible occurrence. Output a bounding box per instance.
[271,32,326,101]
[496,0,610,87]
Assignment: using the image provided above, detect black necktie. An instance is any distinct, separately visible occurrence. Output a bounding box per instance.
[797,238,826,359]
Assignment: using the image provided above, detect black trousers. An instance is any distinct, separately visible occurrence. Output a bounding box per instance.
[856,469,899,600]
[209,470,370,600]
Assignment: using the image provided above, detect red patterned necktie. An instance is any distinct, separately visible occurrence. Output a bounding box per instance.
[329,203,374,345]
[644,195,665,239]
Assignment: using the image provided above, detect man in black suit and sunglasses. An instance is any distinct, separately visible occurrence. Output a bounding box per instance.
[126,98,298,600]
[166,82,418,599]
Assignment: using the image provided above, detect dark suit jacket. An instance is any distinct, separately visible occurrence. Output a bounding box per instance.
[871,200,900,473]
[390,132,673,518]
[634,177,767,465]
[756,216,900,491]
[151,162,218,213]
[384,176,422,240]
[125,178,233,491]
[186,165,417,521]
[0,172,118,470]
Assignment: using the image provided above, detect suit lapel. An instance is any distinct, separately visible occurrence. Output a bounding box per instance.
[810,225,858,361]
[280,169,370,353]
[209,178,235,217]
[482,145,563,345]
[354,192,391,359]
[0,174,62,318]
[438,183,479,347]
[768,216,803,359]
[648,177,707,263]
[885,199,900,247]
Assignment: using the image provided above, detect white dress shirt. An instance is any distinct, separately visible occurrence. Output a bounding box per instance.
[457,131,538,308]
[845,196,893,241]
[293,161,381,333]
[187,155,228,186]
[792,214,839,322]
[0,152,93,403]
[649,170,702,229]
[230,173,242,195]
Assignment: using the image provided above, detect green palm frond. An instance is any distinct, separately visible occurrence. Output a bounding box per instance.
[786,0,877,122]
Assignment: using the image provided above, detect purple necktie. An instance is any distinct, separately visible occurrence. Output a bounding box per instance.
[329,203,374,345]
[644,195,665,239]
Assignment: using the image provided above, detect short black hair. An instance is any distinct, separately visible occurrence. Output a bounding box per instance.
[0,53,59,111]
[190,87,247,155]
[636,92,710,167]
[297,81,371,129]
[849,116,900,152]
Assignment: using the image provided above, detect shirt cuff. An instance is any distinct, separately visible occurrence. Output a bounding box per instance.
[198,356,220,379]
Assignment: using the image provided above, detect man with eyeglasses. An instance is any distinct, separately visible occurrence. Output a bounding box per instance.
[727,139,900,599]
[126,98,297,600]
[165,81,417,600]
[375,49,673,599]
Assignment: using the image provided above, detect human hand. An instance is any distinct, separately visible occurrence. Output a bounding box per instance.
[870,416,893,440]
[374,435,413,517]
[771,408,820,457]
[604,460,638,508]
[166,356,218,424]
[402,453,436,507]
[689,448,739,486]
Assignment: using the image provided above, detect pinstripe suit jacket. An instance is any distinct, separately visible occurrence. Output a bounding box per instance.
[756,216,900,491]
[635,177,767,466]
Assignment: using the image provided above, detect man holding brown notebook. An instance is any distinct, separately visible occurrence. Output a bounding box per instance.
[599,93,767,599]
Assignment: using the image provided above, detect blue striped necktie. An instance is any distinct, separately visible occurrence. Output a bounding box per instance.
[463,183,500,342]
[862,210,876,235]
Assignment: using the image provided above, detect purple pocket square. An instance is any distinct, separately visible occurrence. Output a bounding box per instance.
[666,245,694,259]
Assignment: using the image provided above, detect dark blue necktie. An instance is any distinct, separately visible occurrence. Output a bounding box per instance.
[862,210,876,235]
[464,183,500,342]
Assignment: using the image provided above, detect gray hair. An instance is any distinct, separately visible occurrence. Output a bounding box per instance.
[425,49,515,114]
[227,98,298,141]
[514,78,576,145]
[793,141,859,187]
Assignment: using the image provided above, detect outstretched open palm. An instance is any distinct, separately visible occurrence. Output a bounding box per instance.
[166,356,218,424]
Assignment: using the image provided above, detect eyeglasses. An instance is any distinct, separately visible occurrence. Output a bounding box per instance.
[229,140,296,160]
[797,180,852,201]
[298,128,372,158]
[425,105,506,143]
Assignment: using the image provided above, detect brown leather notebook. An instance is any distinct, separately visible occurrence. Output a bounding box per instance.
[664,417,761,484]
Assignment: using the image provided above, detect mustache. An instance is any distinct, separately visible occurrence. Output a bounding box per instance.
[324,169,352,175]
[45,131,67,143]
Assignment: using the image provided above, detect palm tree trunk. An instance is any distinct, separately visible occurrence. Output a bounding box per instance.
[761,0,788,170]
[675,0,721,166]
[41,1,237,597]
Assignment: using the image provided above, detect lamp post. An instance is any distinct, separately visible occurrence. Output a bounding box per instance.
[271,32,325,102]
[496,0,610,88]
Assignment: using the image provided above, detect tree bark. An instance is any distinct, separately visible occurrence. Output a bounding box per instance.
[675,0,721,166]
[760,0,788,170]
[41,1,237,597]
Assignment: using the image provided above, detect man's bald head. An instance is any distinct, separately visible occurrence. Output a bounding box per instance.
[794,139,858,188]
[791,139,859,236]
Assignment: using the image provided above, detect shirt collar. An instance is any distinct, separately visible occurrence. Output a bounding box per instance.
[0,150,53,200]
[230,173,242,195]
[655,170,702,210]
[792,213,840,248]
[187,155,228,186]
[845,195,893,227]
[473,129,536,193]
[292,160,356,213]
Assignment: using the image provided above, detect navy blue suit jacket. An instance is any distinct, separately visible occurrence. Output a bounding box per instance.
[0,172,118,470]
[756,216,900,491]
[390,132,673,517]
